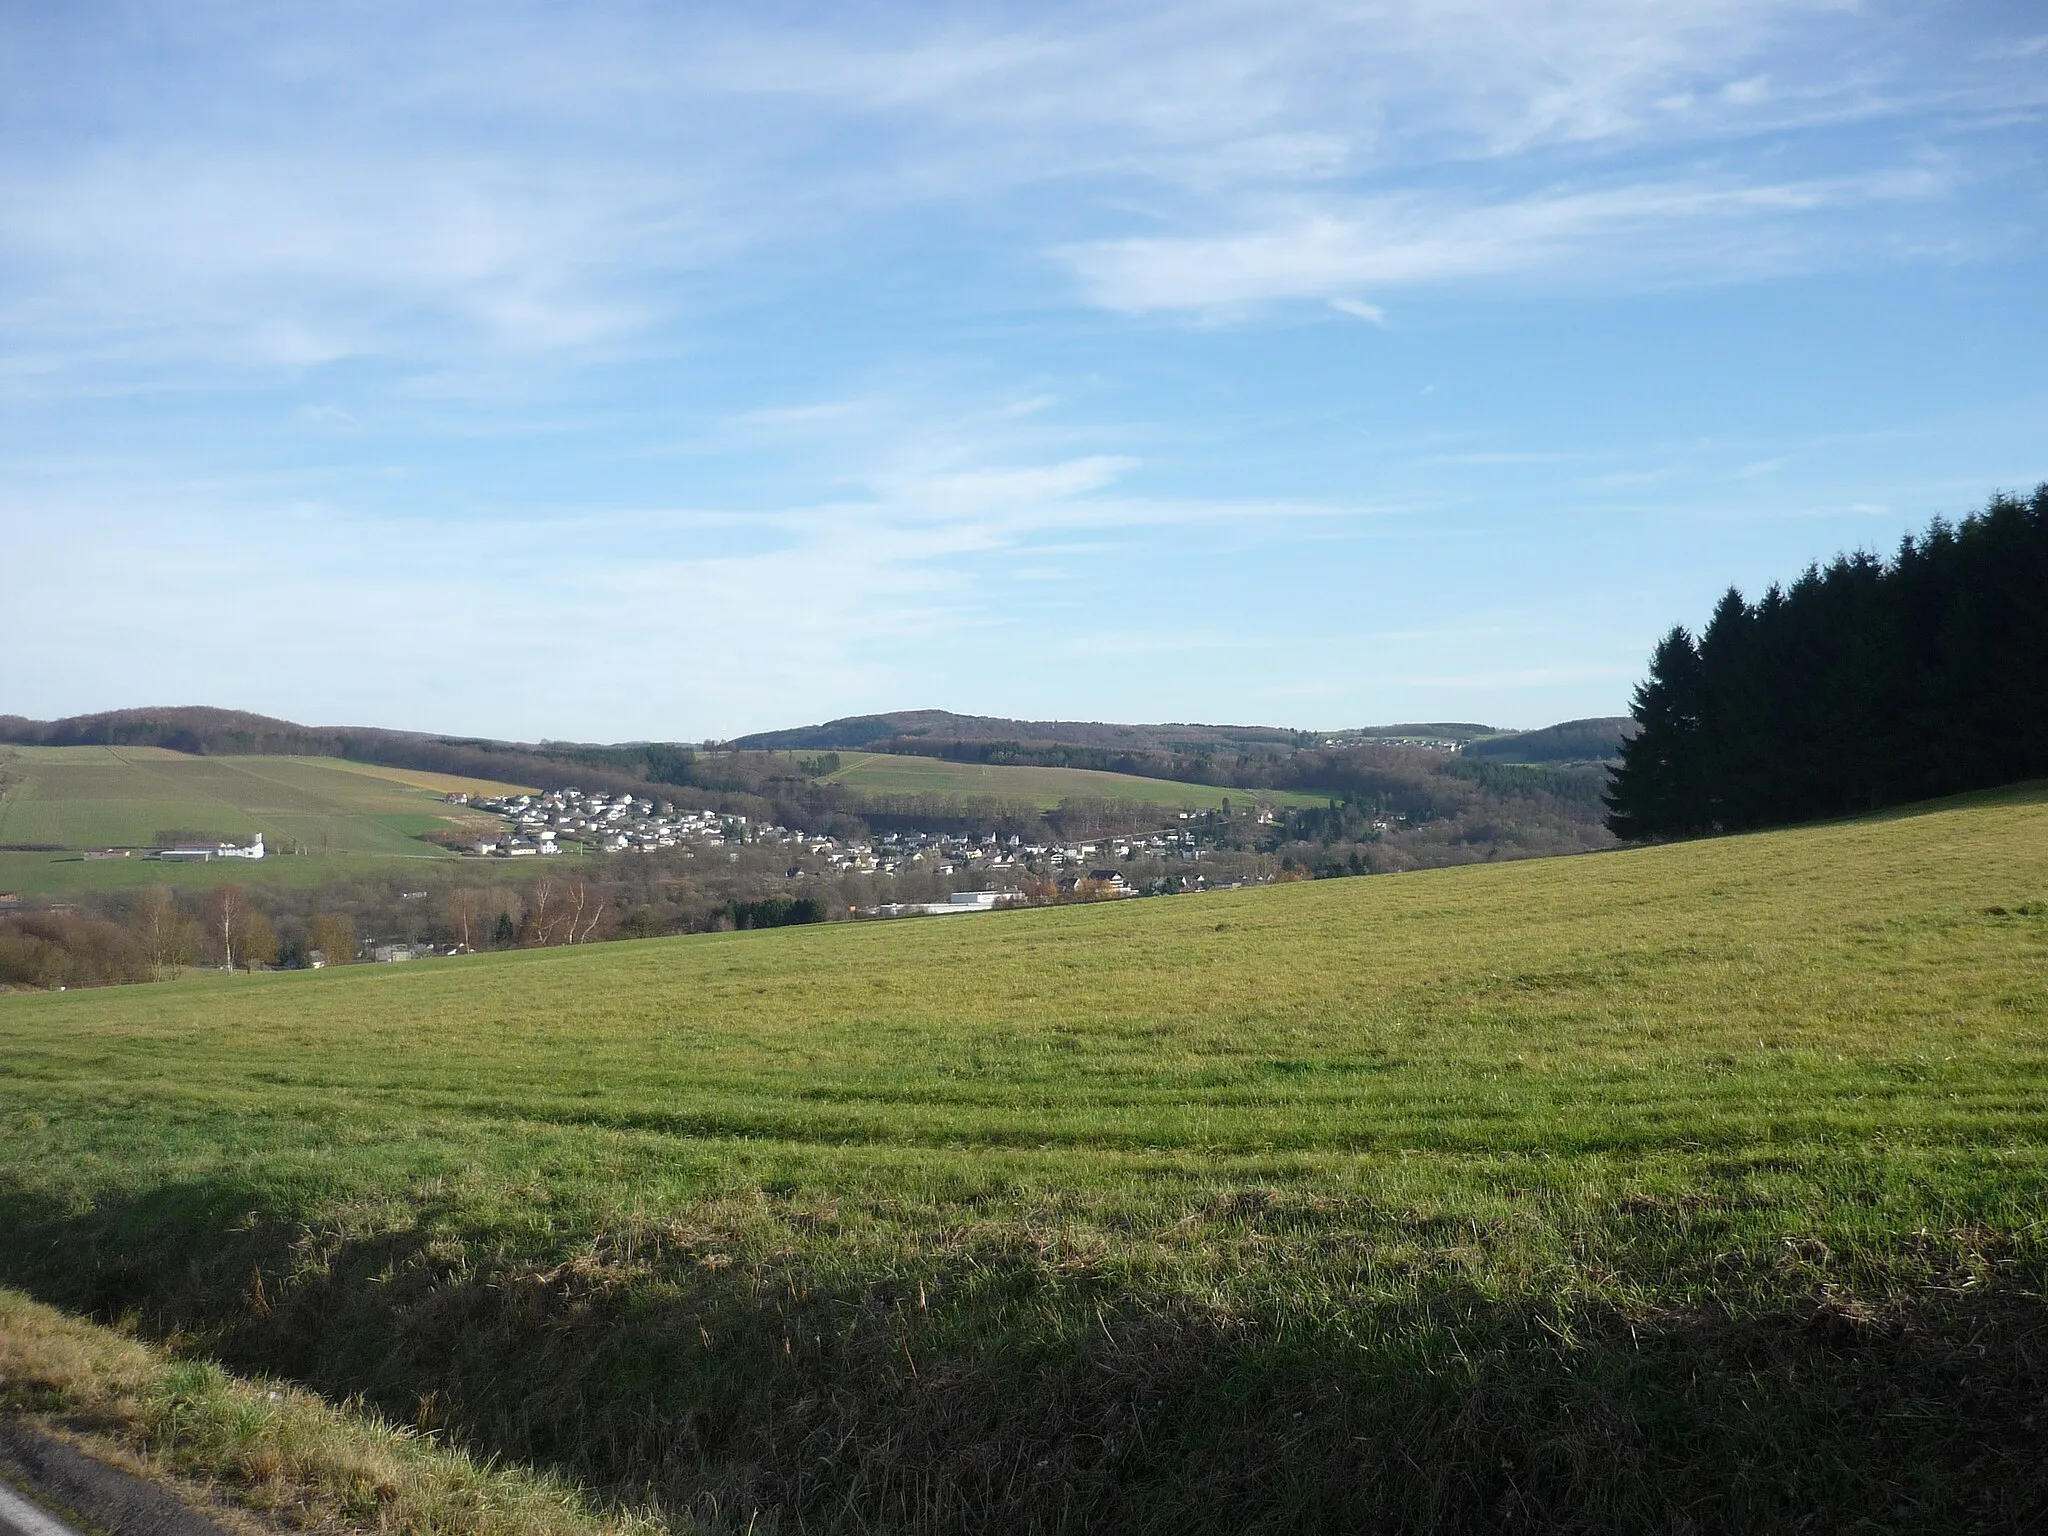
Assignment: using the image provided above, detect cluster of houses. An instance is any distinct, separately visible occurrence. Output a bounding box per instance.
[458,789,740,858]
[457,789,1219,875]
[452,789,1237,918]
[1317,732,1463,752]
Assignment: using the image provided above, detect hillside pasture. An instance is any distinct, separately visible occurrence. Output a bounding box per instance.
[293,759,541,799]
[818,749,1329,812]
[0,748,529,893]
[1,788,2045,1530]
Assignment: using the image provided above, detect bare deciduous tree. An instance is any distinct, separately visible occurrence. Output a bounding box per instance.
[132,888,199,975]
[203,883,250,971]
[446,887,484,952]
[527,877,561,946]
[563,877,606,943]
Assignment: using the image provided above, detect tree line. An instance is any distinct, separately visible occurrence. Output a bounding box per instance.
[0,865,781,990]
[1606,485,2048,839]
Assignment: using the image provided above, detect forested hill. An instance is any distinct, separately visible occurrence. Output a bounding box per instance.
[0,706,1632,777]
[1464,717,1633,763]
[736,710,1631,763]
[731,710,1315,752]
[0,708,688,805]
[1606,484,2048,839]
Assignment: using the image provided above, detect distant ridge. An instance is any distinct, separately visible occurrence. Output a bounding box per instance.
[0,704,335,756]
[0,705,1635,779]
[729,709,1632,762]
[730,710,1314,752]
[0,707,672,801]
[1464,717,1634,764]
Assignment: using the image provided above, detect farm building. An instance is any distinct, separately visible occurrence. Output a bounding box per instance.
[158,833,265,863]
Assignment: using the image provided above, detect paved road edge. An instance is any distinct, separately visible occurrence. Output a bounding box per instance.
[0,1422,232,1536]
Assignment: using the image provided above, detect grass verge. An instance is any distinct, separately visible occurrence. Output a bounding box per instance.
[0,1288,662,1536]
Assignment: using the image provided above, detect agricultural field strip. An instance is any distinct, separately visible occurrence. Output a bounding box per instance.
[0,749,511,854]
[820,751,1331,811]
[290,759,540,798]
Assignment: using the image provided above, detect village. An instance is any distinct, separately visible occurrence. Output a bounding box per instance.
[457,786,1243,917]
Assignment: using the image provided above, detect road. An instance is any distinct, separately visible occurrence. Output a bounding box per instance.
[0,1478,81,1536]
[0,1425,230,1536]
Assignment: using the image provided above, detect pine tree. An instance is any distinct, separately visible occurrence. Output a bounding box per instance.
[1604,626,1706,839]
[1610,485,2048,840]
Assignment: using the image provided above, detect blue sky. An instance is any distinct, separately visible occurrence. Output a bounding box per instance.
[5,2,2044,741]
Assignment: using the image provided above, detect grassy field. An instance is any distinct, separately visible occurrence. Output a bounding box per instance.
[1,788,2045,1531]
[817,750,1330,812]
[0,748,532,896]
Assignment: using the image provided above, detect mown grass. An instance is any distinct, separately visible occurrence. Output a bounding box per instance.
[1,787,2046,1532]
[819,750,1329,812]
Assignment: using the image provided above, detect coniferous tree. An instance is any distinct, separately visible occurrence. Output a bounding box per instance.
[1603,626,1706,839]
[1608,485,2048,840]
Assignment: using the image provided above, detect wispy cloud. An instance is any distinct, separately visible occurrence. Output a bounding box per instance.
[1328,298,1387,325]
[0,409,1401,735]
[3,2,2042,735]
[1,1,2031,375]
[1062,170,1946,315]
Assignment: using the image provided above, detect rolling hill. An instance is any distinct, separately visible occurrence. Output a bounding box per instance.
[732,709,1314,752]
[735,709,1632,762]
[2,784,2043,1529]
[814,750,1331,811]
[0,746,531,894]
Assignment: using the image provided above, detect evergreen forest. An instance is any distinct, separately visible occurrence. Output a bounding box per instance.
[1606,484,2048,838]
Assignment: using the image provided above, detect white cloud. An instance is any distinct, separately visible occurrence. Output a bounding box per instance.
[0,0,2025,377]
[1329,298,1387,325]
[1,2,2039,736]
[1061,171,1941,314]
[0,415,1401,737]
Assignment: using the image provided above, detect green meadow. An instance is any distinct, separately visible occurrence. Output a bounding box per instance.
[0,747,530,894]
[819,749,1330,812]
[1,787,2045,1531]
